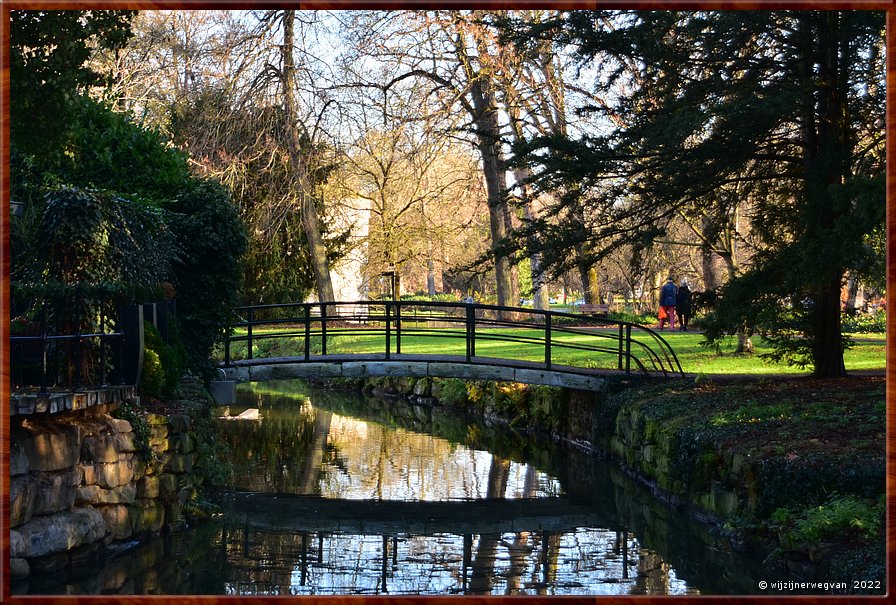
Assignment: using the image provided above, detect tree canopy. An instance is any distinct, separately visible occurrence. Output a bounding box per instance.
[504,10,885,376]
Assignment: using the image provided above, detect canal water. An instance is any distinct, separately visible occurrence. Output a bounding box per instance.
[21,380,769,595]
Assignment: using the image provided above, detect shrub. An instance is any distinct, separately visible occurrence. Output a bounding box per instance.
[140,348,165,399]
[841,309,886,334]
[773,494,885,548]
[143,321,185,398]
[167,179,247,377]
[436,378,469,406]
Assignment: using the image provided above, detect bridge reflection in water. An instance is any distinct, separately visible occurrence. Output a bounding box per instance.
[203,381,763,596]
[17,380,768,595]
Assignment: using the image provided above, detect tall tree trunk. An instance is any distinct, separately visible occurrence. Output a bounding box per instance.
[282,11,335,303]
[803,12,848,377]
[515,168,549,310]
[470,79,516,312]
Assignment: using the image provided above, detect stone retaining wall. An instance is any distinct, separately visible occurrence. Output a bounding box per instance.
[359,376,756,525]
[9,403,200,579]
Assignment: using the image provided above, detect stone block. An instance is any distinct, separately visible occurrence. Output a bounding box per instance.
[32,467,82,516]
[413,377,432,397]
[145,413,168,426]
[10,558,30,580]
[10,529,25,557]
[148,436,170,452]
[428,362,511,382]
[159,473,179,495]
[81,435,121,463]
[16,506,107,558]
[10,440,29,476]
[137,476,160,499]
[150,425,169,441]
[106,418,132,434]
[99,504,133,540]
[170,433,195,454]
[20,421,81,472]
[166,453,194,474]
[115,432,137,453]
[95,457,136,489]
[77,484,137,506]
[168,414,192,434]
[10,475,37,527]
[81,463,97,486]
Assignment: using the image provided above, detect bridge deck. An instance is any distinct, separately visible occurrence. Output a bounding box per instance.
[222,354,622,391]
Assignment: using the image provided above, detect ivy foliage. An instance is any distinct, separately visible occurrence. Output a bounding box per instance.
[167,179,248,377]
[35,187,178,297]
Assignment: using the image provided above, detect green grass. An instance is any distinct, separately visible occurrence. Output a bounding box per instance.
[217,326,885,376]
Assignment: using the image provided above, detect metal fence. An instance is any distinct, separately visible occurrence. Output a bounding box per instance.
[223,301,683,377]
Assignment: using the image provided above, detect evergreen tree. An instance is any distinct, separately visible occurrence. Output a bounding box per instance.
[508,10,885,376]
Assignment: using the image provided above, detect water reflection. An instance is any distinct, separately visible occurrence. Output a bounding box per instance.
[17,379,767,595]
[218,385,563,501]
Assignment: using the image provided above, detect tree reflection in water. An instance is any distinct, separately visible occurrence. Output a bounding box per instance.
[16,380,768,595]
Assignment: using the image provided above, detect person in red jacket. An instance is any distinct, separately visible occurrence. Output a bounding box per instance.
[658,277,677,330]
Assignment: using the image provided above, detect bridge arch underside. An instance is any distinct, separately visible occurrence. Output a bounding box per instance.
[222,355,608,392]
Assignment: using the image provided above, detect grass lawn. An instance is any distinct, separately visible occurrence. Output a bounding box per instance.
[218,325,885,376]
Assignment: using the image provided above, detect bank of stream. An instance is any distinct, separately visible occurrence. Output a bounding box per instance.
[13,372,884,595]
[339,372,886,593]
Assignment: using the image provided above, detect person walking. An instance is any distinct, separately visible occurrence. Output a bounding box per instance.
[676,278,692,331]
[659,277,677,330]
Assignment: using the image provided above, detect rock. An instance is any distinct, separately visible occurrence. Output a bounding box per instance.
[168,414,192,434]
[32,467,82,516]
[94,456,136,489]
[99,505,132,540]
[145,413,167,427]
[10,529,25,557]
[77,484,137,506]
[166,453,194,474]
[10,558,30,580]
[81,433,136,464]
[19,421,81,472]
[159,473,179,495]
[413,377,432,397]
[137,476,160,499]
[170,433,195,454]
[16,507,107,558]
[10,440,29,476]
[105,418,132,434]
[10,475,37,527]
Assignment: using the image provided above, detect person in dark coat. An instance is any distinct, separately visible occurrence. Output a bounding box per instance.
[676,279,692,331]
[658,277,677,330]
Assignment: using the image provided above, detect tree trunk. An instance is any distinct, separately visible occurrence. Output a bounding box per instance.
[282,11,335,303]
[576,245,600,304]
[470,79,516,312]
[515,168,549,310]
[812,275,847,377]
[803,12,848,377]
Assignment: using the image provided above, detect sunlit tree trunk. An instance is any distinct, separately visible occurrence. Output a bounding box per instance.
[283,11,335,303]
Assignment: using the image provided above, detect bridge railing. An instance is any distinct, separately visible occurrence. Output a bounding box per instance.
[222,301,684,377]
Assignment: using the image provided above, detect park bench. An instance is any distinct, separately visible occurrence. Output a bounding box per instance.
[577,303,610,316]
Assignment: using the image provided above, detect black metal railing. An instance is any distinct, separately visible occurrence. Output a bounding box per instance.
[9,297,154,394]
[222,301,684,377]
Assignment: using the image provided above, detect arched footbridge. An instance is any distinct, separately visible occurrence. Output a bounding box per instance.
[220,301,683,392]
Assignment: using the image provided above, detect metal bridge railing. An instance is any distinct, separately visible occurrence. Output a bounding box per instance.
[223,301,684,378]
